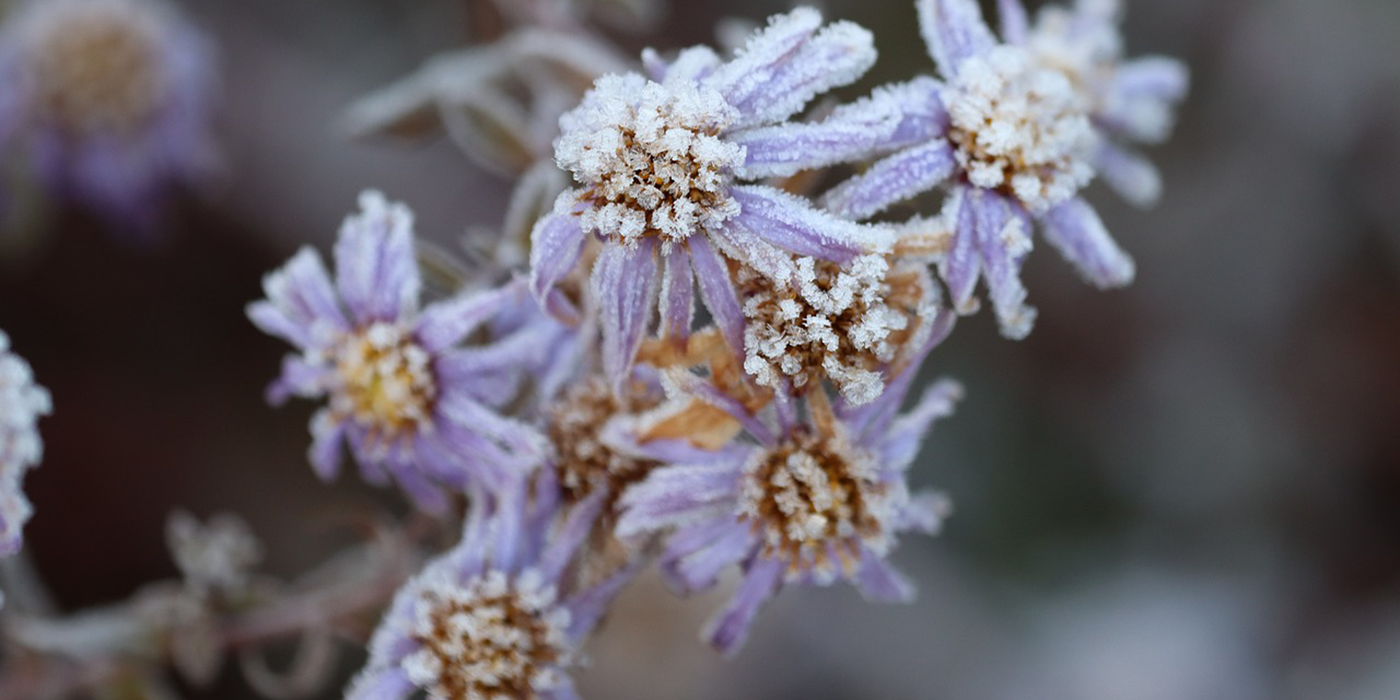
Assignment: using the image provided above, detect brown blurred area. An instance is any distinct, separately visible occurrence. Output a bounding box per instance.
[2,0,1399,698]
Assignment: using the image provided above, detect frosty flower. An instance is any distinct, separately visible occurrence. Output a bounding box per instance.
[0,330,51,558]
[0,0,216,232]
[347,476,629,700]
[247,191,548,512]
[1017,0,1190,207]
[739,253,940,406]
[615,319,958,654]
[531,8,906,388]
[165,510,262,594]
[823,0,1185,339]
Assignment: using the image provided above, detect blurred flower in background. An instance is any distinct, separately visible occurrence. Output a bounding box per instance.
[0,0,217,238]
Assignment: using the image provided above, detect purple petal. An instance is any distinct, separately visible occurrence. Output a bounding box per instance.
[1042,197,1136,289]
[414,284,512,353]
[660,245,695,345]
[821,139,956,220]
[437,392,547,471]
[334,191,421,325]
[593,240,660,392]
[388,454,451,514]
[729,78,946,179]
[643,45,722,83]
[711,8,823,116]
[662,370,776,446]
[854,555,916,603]
[307,410,345,481]
[880,378,964,472]
[528,207,586,311]
[938,186,982,314]
[916,0,996,78]
[661,519,755,593]
[616,463,744,537]
[266,354,326,405]
[706,220,797,283]
[972,190,1037,339]
[345,667,415,700]
[687,235,745,360]
[721,17,877,128]
[704,557,783,656]
[1094,140,1163,208]
[249,248,346,348]
[1101,56,1190,143]
[997,0,1031,44]
[733,185,893,261]
[899,490,953,535]
[538,490,606,582]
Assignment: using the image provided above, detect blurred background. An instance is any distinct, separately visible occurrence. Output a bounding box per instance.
[1,0,1398,698]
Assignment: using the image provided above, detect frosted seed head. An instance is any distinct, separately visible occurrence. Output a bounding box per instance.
[944,46,1097,213]
[555,72,745,245]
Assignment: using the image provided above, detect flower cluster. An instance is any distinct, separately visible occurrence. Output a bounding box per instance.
[241,1,1186,696]
[0,0,216,233]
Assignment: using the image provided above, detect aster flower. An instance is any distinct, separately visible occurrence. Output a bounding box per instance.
[614,312,958,654]
[346,475,629,700]
[0,329,51,558]
[247,191,548,513]
[1014,0,1190,207]
[530,7,908,388]
[0,0,217,233]
[823,0,1184,339]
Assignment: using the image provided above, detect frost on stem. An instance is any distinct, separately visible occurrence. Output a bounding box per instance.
[740,255,936,405]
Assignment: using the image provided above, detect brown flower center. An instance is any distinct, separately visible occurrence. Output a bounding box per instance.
[26,9,165,135]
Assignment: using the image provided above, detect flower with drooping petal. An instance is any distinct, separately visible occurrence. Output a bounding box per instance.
[823,0,1184,340]
[0,329,51,558]
[0,0,217,233]
[614,311,958,655]
[1015,0,1189,208]
[530,7,904,389]
[346,474,630,700]
[247,191,548,512]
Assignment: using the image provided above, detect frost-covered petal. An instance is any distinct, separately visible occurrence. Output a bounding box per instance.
[661,371,775,446]
[616,462,744,537]
[998,0,1031,44]
[973,191,1037,339]
[1042,197,1135,289]
[333,191,421,324]
[710,9,821,113]
[730,78,945,179]
[660,245,695,344]
[938,186,982,315]
[307,409,345,481]
[1100,56,1189,143]
[643,45,722,83]
[528,205,587,311]
[720,15,877,129]
[413,284,513,353]
[345,667,416,700]
[592,239,660,390]
[732,185,892,262]
[880,379,964,472]
[688,234,746,358]
[265,354,326,405]
[917,0,997,78]
[247,248,346,348]
[821,139,957,220]
[537,490,607,582]
[706,220,797,284]
[704,557,783,656]
[1094,140,1162,208]
[854,554,916,603]
[660,519,755,593]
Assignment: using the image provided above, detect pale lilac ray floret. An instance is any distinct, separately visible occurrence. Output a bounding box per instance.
[247,191,548,513]
[530,7,905,388]
[822,0,1184,340]
[0,0,217,233]
[346,474,630,700]
[0,330,51,559]
[613,322,960,655]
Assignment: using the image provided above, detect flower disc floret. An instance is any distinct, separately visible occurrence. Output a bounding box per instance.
[403,569,573,700]
[944,45,1096,213]
[739,427,895,581]
[546,376,659,505]
[21,3,165,135]
[330,321,437,447]
[556,74,746,247]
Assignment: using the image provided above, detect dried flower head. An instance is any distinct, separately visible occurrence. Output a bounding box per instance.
[531,8,902,387]
[0,330,51,558]
[248,191,548,512]
[165,510,263,594]
[0,0,216,230]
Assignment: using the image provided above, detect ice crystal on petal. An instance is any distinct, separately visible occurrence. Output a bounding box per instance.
[944,45,1097,214]
[402,568,573,700]
[0,330,51,558]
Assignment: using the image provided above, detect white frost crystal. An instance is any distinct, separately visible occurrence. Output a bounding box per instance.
[0,330,51,558]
